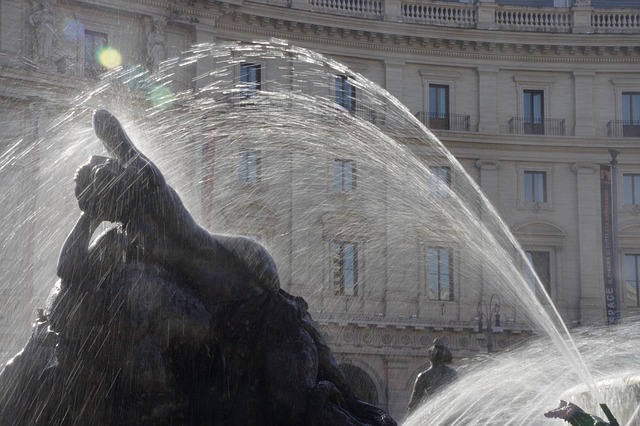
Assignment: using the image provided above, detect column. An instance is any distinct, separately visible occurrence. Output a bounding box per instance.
[573,70,596,137]
[477,66,499,134]
[572,163,605,323]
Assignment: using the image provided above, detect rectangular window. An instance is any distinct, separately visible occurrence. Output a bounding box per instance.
[429,84,450,130]
[240,63,262,98]
[524,171,547,203]
[624,174,640,205]
[238,150,260,184]
[84,31,107,78]
[524,251,551,294]
[622,92,640,137]
[332,241,358,296]
[335,75,356,113]
[523,90,544,135]
[427,247,453,301]
[428,166,451,198]
[333,159,356,192]
[626,254,640,307]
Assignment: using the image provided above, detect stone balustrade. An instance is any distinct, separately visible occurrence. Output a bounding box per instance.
[253,0,640,34]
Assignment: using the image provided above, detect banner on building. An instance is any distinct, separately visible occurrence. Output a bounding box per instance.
[600,164,621,324]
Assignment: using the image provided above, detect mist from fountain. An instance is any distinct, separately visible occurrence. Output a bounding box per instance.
[0,40,633,424]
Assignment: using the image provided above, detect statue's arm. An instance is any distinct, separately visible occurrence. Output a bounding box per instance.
[56,213,99,282]
[407,373,426,412]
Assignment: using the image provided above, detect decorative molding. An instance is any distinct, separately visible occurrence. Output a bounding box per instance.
[571,163,599,173]
[475,159,500,170]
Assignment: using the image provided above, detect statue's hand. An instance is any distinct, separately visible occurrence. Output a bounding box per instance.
[74,156,109,215]
[74,155,128,223]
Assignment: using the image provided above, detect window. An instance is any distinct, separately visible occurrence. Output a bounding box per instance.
[332,241,358,296]
[524,171,547,203]
[84,30,107,77]
[624,174,640,205]
[523,90,544,134]
[335,75,356,113]
[333,159,356,192]
[428,166,451,198]
[238,150,260,184]
[427,247,453,301]
[622,92,640,137]
[240,63,261,98]
[625,254,640,307]
[524,251,551,294]
[429,84,450,130]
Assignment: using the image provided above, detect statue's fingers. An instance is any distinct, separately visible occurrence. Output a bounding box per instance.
[92,109,143,165]
[92,108,166,189]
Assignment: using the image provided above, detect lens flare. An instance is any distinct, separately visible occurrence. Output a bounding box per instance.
[98,47,122,69]
[147,85,173,109]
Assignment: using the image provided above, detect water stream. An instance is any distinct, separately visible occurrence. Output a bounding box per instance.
[1,40,634,424]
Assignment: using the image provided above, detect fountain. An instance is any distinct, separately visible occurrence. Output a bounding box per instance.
[0,40,635,424]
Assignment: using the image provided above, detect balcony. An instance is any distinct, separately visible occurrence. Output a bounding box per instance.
[608,120,640,138]
[416,111,471,132]
[508,117,565,136]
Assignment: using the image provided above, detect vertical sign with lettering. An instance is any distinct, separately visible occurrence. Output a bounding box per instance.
[600,165,621,324]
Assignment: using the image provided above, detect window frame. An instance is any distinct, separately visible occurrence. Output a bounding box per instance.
[427,165,451,198]
[84,30,108,78]
[523,89,545,135]
[518,164,553,211]
[426,246,454,301]
[524,250,552,295]
[625,253,640,308]
[622,92,640,137]
[333,159,357,193]
[237,149,261,184]
[239,62,262,98]
[419,70,461,131]
[428,84,450,130]
[623,173,640,206]
[523,170,547,204]
[331,240,359,296]
[335,75,356,113]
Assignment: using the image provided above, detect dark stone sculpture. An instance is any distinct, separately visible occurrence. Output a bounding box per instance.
[0,109,397,426]
[544,400,620,426]
[407,337,458,413]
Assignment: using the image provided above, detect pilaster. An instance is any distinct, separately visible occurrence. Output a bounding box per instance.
[573,70,596,137]
[572,163,605,324]
[477,66,499,134]
[193,24,218,91]
[384,355,412,419]
[384,59,405,102]
[476,159,500,206]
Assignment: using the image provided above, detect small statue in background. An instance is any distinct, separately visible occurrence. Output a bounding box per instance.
[146,18,167,72]
[29,0,55,64]
[407,337,458,413]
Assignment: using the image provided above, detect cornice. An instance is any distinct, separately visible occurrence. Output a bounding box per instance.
[214,15,640,64]
[77,0,640,64]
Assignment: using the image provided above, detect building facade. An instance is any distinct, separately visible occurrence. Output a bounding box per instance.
[1,0,640,419]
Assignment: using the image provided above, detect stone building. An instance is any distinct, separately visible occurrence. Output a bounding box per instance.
[1,0,640,419]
